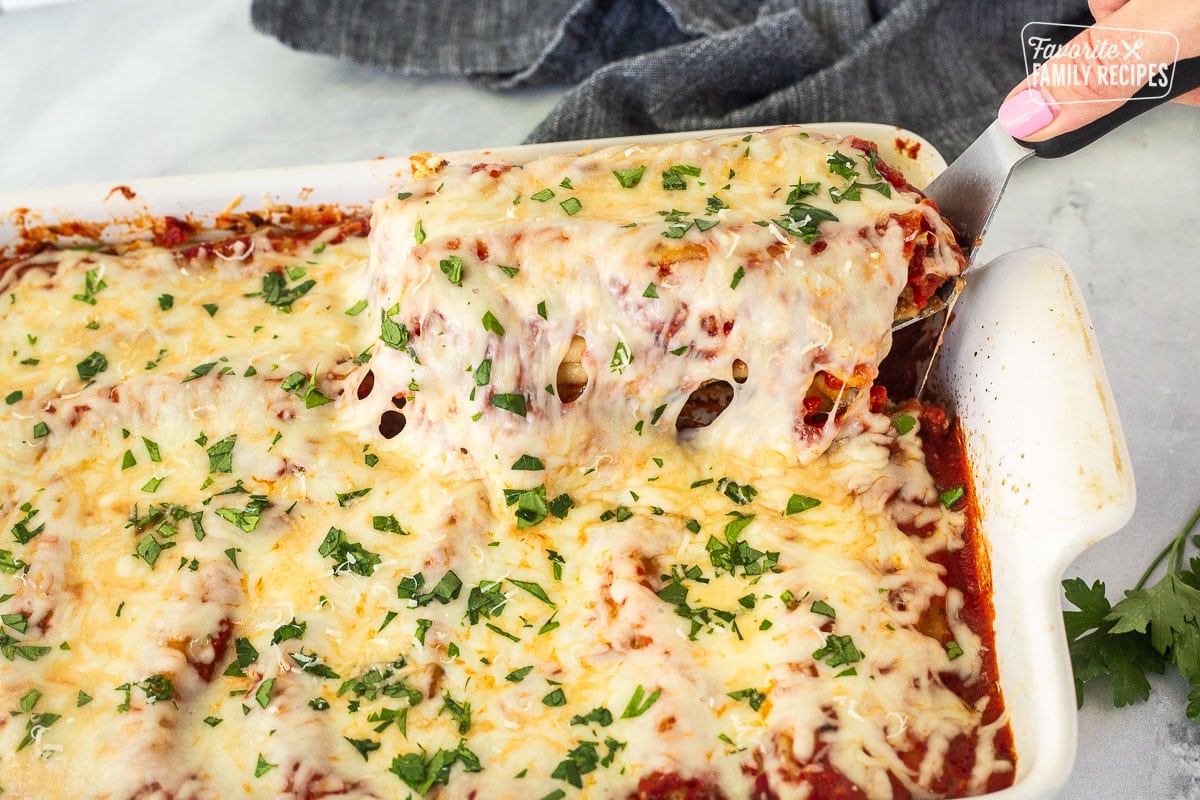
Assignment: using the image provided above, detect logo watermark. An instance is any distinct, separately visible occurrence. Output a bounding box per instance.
[1021,22,1179,102]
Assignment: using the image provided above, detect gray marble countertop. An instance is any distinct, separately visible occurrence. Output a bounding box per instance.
[2,0,1199,797]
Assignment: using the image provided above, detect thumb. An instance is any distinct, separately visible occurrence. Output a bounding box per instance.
[998,23,1179,141]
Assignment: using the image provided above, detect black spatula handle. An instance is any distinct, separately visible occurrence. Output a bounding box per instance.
[1016,55,1200,158]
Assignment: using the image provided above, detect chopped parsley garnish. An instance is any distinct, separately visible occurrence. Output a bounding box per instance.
[206,434,236,473]
[481,310,505,336]
[414,220,426,244]
[620,684,661,718]
[706,195,729,214]
[254,754,276,778]
[202,302,219,317]
[255,677,275,708]
[786,178,821,203]
[717,477,757,505]
[76,351,108,382]
[551,738,625,787]
[290,648,340,679]
[613,166,646,188]
[345,299,369,316]
[390,740,482,795]
[727,687,767,711]
[642,283,659,298]
[271,618,307,644]
[465,580,507,624]
[345,737,381,761]
[537,300,548,320]
[72,268,107,305]
[599,505,633,523]
[542,687,566,706]
[134,531,173,567]
[439,255,465,286]
[659,208,692,239]
[547,549,565,580]
[116,674,176,710]
[893,413,916,435]
[571,706,613,727]
[559,197,582,216]
[121,449,136,470]
[509,578,554,606]
[281,371,333,408]
[609,341,632,374]
[503,485,548,527]
[223,637,259,677]
[181,361,217,383]
[662,164,701,190]
[398,570,463,607]
[318,527,382,577]
[531,188,555,202]
[258,270,316,312]
[785,493,821,515]
[440,692,472,734]
[373,514,409,535]
[490,393,526,416]
[939,486,965,508]
[380,304,412,351]
[498,264,520,277]
[707,513,779,577]
[142,437,161,463]
[826,151,858,180]
[505,665,533,682]
[5,390,22,405]
[813,633,865,667]
[215,495,268,533]
[730,266,745,290]
[16,711,60,752]
[157,293,174,310]
[945,640,965,660]
[11,502,44,545]
[511,454,545,471]
[335,487,371,507]
[473,358,492,386]
[811,599,836,618]
[774,202,838,243]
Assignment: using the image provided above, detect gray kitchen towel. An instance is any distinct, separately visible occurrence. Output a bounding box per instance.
[250,0,1091,159]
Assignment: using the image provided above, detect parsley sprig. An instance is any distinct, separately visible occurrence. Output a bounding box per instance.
[1064,503,1200,718]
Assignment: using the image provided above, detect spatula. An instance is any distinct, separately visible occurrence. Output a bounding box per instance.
[896,55,1200,332]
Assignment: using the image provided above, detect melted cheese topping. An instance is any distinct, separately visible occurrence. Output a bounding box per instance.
[0,128,1009,800]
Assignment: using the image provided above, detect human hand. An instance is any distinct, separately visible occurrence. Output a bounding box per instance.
[997,0,1200,141]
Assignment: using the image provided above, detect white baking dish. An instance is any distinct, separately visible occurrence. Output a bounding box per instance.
[0,125,1136,799]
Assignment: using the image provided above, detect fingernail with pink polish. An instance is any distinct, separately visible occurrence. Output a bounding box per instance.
[998,88,1057,138]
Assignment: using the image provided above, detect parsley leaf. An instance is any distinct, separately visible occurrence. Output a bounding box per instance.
[318,527,382,577]
[206,435,237,473]
[490,393,526,416]
[620,684,661,718]
[613,166,646,188]
[75,351,108,382]
[785,494,820,515]
[258,270,316,312]
[439,255,465,286]
[503,485,548,527]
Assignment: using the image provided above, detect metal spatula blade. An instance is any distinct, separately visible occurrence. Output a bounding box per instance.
[887,122,1033,333]
[923,121,1032,267]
